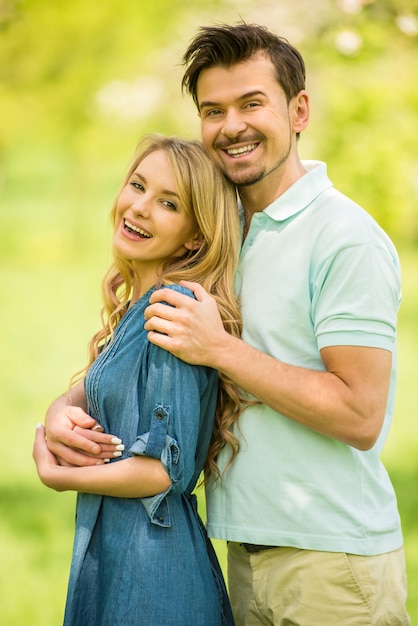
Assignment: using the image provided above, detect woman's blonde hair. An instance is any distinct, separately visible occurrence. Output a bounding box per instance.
[80,134,244,481]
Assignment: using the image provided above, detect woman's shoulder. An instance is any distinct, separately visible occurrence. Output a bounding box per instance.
[161,283,196,300]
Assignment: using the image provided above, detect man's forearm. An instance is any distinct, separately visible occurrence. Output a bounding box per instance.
[211,333,391,450]
[144,285,391,449]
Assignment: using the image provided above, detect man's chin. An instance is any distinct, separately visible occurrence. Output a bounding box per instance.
[214,155,265,186]
[229,171,264,187]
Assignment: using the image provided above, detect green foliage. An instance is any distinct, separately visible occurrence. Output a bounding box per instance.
[1,0,417,623]
[298,0,418,243]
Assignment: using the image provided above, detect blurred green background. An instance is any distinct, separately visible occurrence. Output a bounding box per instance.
[1,0,417,623]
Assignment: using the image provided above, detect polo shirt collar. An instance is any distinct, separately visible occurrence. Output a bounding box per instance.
[254,161,333,222]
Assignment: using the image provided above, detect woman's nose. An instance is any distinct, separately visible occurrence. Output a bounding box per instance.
[131,196,151,217]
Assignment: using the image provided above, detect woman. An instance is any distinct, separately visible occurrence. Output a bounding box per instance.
[33,134,242,625]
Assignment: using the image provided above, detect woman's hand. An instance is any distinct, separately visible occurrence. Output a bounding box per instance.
[45,405,124,466]
[33,424,172,498]
[33,423,60,488]
[44,383,124,467]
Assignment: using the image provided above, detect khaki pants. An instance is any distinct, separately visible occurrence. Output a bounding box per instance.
[227,542,410,626]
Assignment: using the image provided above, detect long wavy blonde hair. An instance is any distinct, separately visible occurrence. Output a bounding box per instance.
[79,134,244,482]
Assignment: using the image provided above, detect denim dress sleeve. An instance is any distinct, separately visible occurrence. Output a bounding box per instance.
[129,293,218,527]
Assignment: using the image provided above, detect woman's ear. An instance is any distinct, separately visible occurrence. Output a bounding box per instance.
[184,234,204,251]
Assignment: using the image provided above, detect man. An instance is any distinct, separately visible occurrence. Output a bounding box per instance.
[44,23,409,625]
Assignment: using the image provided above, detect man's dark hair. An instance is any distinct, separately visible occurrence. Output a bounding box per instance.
[182,22,306,109]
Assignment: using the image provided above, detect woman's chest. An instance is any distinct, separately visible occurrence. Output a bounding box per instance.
[85,311,149,437]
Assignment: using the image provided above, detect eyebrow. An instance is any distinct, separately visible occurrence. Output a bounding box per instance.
[199,90,267,110]
[131,172,179,199]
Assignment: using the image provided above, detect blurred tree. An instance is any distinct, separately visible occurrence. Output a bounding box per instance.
[298,0,418,242]
[0,0,417,247]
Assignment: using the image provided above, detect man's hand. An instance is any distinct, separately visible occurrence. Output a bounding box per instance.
[145,284,391,450]
[144,281,227,367]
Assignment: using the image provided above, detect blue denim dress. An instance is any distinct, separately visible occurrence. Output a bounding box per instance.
[63,285,234,626]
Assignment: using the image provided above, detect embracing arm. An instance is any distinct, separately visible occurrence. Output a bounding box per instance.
[144,282,391,450]
[204,334,390,449]
[34,425,171,497]
[45,381,122,466]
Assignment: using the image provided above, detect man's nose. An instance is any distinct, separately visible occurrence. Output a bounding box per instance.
[221,109,247,138]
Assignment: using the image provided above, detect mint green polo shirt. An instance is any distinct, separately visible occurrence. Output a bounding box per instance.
[206,161,403,555]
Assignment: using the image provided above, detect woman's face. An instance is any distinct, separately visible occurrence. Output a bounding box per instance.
[114,149,199,284]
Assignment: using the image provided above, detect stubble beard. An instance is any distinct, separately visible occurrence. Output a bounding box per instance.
[227,139,292,189]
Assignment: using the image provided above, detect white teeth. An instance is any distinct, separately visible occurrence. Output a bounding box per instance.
[226,143,257,156]
[124,220,152,238]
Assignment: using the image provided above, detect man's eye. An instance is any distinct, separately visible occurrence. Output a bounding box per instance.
[206,109,222,117]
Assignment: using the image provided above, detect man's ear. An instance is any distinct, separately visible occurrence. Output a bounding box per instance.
[291,90,309,134]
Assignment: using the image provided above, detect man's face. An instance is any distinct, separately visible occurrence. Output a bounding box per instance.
[197,53,297,188]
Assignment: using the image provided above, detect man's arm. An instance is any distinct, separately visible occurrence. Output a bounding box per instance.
[144,281,392,450]
[45,381,122,466]
[34,424,171,497]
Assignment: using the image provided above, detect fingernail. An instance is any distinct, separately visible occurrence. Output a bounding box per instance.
[115,444,125,451]
[36,423,43,430]
[113,451,122,457]
[92,424,104,432]
[104,458,110,464]
[111,437,122,445]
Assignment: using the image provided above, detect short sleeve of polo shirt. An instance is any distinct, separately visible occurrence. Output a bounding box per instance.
[313,238,401,351]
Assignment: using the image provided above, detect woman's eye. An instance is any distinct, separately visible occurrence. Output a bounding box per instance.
[163,200,177,210]
[131,181,144,191]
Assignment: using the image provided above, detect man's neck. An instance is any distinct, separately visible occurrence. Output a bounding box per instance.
[239,157,307,218]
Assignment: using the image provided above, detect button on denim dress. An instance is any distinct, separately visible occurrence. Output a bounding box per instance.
[63,285,234,626]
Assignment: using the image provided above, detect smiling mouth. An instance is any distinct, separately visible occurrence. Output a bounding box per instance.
[124,219,152,238]
[224,143,258,158]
